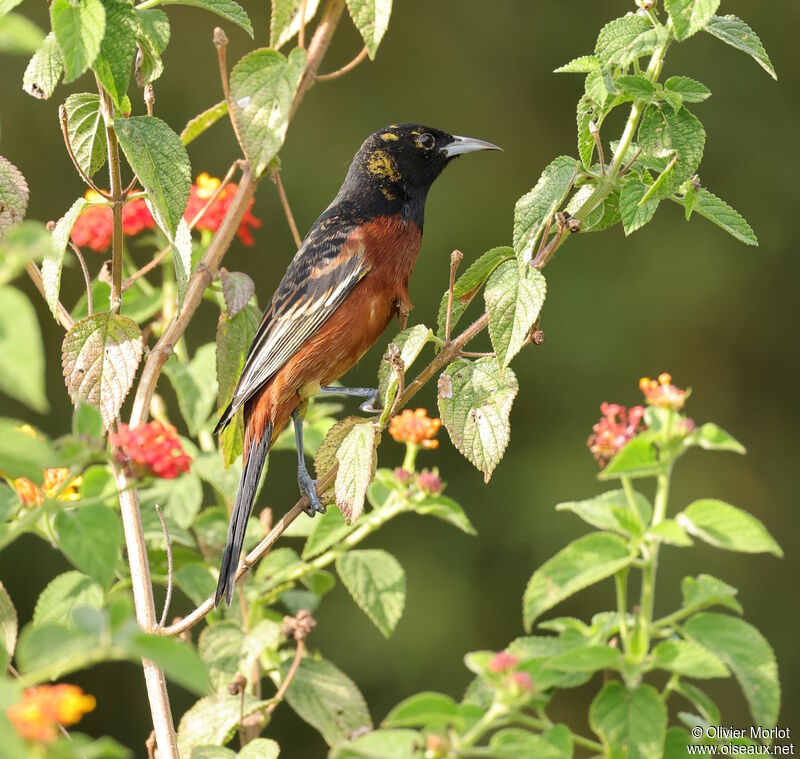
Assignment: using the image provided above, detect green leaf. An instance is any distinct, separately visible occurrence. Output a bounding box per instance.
[600,436,663,480]
[0,581,16,657]
[270,0,320,48]
[230,47,306,177]
[134,7,169,86]
[376,324,431,414]
[555,54,598,73]
[675,682,720,725]
[330,730,421,759]
[239,739,281,759]
[676,499,782,556]
[54,504,123,588]
[0,12,44,54]
[651,639,729,678]
[411,494,476,536]
[164,343,218,435]
[619,177,659,235]
[163,473,203,529]
[435,246,514,340]
[175,562,216,605]
[647,519,693,546]
[665,0,720,40]
[92,0,137,108]
[382,691,458,728]
[33,571,104,628]
[683,422,745,453]
[336,549,405,638]
[665,76,711,103]
[685,188,757,246]
[489,729,565,759]
[155,0,252,35]
[576,96,595,169]
[181,100,227,145]
[43,197,89,322]
[0,286,48,413]
[23,33,64,99]
[704,15,776,80]
[590,682,666,759]
[198,620,244,691]
[177,693,270,756]
[616,74,655,98]
[284,657,372,746]
[50,0,106,83]
[683,613,780,727]
[681,574,742,616]
[523,532,633,630]
[546,644,619,674]
[584,68,614,108]
[127,632,210,695]
[0,155,28,238]
[220,269,255,316]
[595,15,666,67]
[335,421,377,523]
[0,0,23,16]
[0,419,56,480]
[556,489,651,537]
[513,156,579,263]
[301,504,356,560]
[345,0,392,59]
[484,261,546,367]
[114,115,191,239]
[15,622,91,676]
[61,313,144,429]
[437,357,518,482]
[64,93,107,177]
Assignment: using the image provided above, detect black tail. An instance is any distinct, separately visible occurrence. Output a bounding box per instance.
[214,424,271,607]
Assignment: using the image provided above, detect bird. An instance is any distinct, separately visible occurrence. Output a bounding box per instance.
[213,123,500,606]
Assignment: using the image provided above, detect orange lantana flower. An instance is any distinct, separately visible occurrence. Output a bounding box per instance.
[388,408,442,449]
[7,684,96,742]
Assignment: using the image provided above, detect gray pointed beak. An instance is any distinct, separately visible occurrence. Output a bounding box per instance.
[443,135,502,158]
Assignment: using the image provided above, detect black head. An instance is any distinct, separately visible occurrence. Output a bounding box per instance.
[335,124,500,226]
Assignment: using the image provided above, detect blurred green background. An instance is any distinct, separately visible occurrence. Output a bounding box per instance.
[1,0,798,753]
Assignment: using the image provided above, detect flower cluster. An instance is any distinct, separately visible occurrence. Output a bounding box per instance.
[393,467,444,495]
[109,421,191,479]
[639,372,688,410]
[185,173,261,245]
[7,684,95,741]
[587,402,646,467]
[388,409,442,449]
[487,651,533,693]
[14,467,83,507]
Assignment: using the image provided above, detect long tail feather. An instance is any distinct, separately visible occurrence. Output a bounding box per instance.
[214,424,271,607]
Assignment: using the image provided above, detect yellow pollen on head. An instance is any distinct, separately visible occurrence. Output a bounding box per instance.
[380,132,399,141]
[366,149,400,181]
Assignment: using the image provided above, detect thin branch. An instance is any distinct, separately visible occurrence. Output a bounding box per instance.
[25,261,74,330]
[619,146,643,177]
[444,249,463,344]
[535,213,554,261]
[271,169,302,248]
[297,0,309,49]
[315,45,369,81]
[215,28,248,161]
[69,242,93,316]
[58,105,109,198]
[154,505,174,628]
[122,245,171,291]
[590,121,606,175]
[266,639,305,714]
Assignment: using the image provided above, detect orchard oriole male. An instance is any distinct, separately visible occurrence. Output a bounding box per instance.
[214,124,499,606]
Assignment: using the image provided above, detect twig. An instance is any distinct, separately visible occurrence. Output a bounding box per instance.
[444,249,463,344]
[69,242,93,316]
[297,0,309,49]
[266,639,305,714]
[315,46,369,81]
[271,169,302,248]
[215,28,248,162]
[531,212,568,270]
[25,261,74,330]
[590,121,606,175]
[459,351,494,358]
[145,731,156,759]
[58,105,108,198]
[535,214,554,261]
[619,147,643,177]
[154,505,174,628]
[122,246,171,291]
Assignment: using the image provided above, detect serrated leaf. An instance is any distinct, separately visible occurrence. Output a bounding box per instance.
[546,644,619,674]
[164,343,218,435]
[683,613,780,726]
[648,518,693,546]
[680,574,743,616]
[590,682,666,759]
[335,421,377,523]
[675,682,720,725]
[198,620,244,691]
[0,419,56,481]
[411,494,476,536]
[576,96,595,169]
[523,532,633,630]
[686,188,757,245]
[555,54,598,73]
[665,76,711,102]
[704,15,776,79]
[177,693,270,756]
[43,197,89,321]
[683,422,745,453]
[665,0,720,40]
[0,156,28,238]
[50,0,106,83]
[134,7,169,86]
[651,639,729,678]
[270,0,321,49]
[284,657,372,746]
[437,357,517,482]
[435,246,513,340]
[556,489,651,536]
[346,0,392,59]
[0,0,23,16]
[156,0,252,36]
[32,571,104,629]
[92,0,137,108]
[302,504,357,559]
[114,115,191,239]
[382,691,458,728]
[64,93,107,177]
[23,33,64,99]
[54,504,123,589]
[0,581,16,657]
[62,312,143,429]
[595,15,666,67]
[0,286,48,413]
[489,729,564,759]
[174,562,216,605]
[585,68,615,108]
[484,261,546,367]
[336,549,405,637]
[217,270,253,317]
[620,177,659,235]
[181,100,227,145]
[676,499,782,556]
[616,74,654,98]
[230,47,306,177]
[600,436,664,480]
[376,324,431,413]
[513,156,579,263]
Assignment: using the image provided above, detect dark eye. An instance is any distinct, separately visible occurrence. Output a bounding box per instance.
[418,132,435,150]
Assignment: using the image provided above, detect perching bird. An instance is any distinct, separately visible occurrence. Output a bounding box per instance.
[213,124,500,606]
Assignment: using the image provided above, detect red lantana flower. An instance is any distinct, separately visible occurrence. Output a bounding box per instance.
[109,422,192,479]
[70,190,156,253]
[185,173,261,245]
[587,402,646,467]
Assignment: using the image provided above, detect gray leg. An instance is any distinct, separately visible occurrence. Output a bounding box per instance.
[320,386,382,413]
[293,409,325,517]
